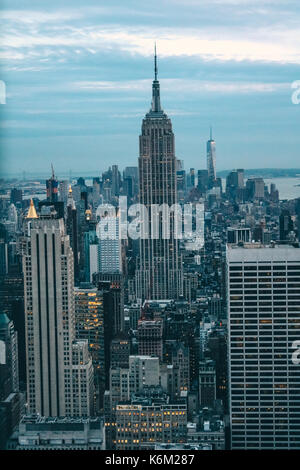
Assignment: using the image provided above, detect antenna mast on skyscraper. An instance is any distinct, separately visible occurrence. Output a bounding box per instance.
[154,42,158,81]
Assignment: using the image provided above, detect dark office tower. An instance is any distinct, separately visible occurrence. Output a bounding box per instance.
[66,186,79,283]
[165,341,190,396]
[46,164,58,203]
[226,169,244,202]
[226,170,238,197]
[94,273,125,335]
[270,183,279,202]
[0,313,19,393]
[279,209,294,241]
[110,335,130,369]
[0,275,25,386]
[10,188,22,205]
[186,168,195,191]
[123,166,139,199]
[207,127,216,187]
[123,177,133,200]
[252,224,264,243]
[0,314,24,450]
[0,224,7,277]
[137,320,163,360]
[74,286,104,411]
[76,191,90,279]
[111,165,120,197]
[77,177,86,187]
[215,177,223,193]
[207,330,227,407]
[197,169,209,194]
[137,48,182,301]
[198,359,216,407]
[80,190,88,211]
[227,244,300,449]
[187,168,195,190]
[296,198,300,239]
[93,273,125,388]
[124,166,138,180]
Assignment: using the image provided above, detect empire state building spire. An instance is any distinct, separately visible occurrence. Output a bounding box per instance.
[154,42,158,81]
[137,48,183,301]
[151,43,162,113]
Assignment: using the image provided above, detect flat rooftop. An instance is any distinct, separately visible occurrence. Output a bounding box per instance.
[227,243,300,262]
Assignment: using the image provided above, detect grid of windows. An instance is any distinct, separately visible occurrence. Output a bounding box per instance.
[227,247,300,449]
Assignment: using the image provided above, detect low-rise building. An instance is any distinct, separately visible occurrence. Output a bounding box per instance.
[115,386,187,450]
[7,415,105,450]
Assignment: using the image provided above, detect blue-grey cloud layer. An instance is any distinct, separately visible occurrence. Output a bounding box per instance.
[1,0,300,176]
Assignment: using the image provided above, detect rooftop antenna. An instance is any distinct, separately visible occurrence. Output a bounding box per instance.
[154,42,158,81]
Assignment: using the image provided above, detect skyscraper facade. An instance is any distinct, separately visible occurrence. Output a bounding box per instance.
[227,244,300,449]
[23,215,94,417]
[46,165,59,203]
[97,211,122,274]
[136,50,182,301]
[0,313,19,393]
[74,286,105,410]
[207,128,216,186]
[66,186,79,282]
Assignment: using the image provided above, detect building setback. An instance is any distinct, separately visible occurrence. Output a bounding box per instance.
[136,49,182,301]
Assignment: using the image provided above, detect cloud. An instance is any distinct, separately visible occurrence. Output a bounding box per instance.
[0,51,26,60]
[0,9,83,24]
[1,1,299,173]
[1,0,300,64]
[1,14,300,65]
[74,79,289,94]
[170,0,287,4]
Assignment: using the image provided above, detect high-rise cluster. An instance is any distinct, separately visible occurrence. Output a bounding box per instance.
[0,50,300,452]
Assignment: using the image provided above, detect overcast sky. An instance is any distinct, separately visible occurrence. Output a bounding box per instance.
[1,0,300,177]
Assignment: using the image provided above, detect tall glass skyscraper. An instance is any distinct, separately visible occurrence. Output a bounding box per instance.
[207,127,216,186]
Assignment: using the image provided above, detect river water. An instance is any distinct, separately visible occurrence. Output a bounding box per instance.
[221,177,300,200]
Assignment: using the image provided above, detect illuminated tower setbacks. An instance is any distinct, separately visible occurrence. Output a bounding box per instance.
[136,47,182,301]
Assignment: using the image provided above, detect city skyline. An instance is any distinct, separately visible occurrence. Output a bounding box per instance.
[1,114,300,450]
[1,0,300,455]
[1,0,300,176]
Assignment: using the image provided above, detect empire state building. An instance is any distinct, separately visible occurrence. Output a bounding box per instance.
[136,48,183,301]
